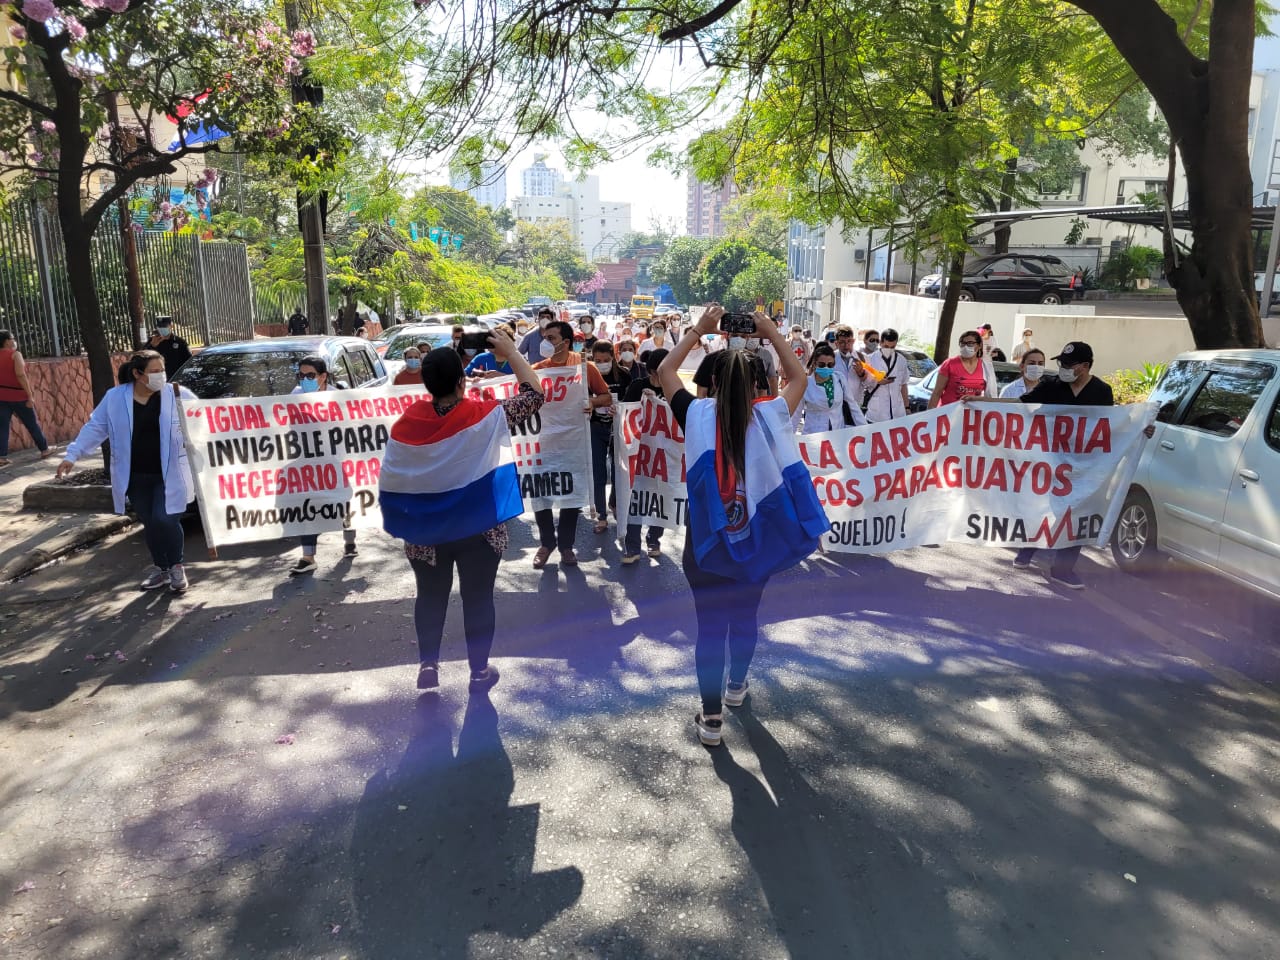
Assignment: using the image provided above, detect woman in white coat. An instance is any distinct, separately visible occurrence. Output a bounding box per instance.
[797,343,865,434]
[57,350,195,593]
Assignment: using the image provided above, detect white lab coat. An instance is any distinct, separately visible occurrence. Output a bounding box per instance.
[863,349,909,422]
[834,350,865,409]
[797,374,864,434]
[64,383,196,515]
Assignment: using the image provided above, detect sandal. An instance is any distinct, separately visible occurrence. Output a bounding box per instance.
[593,519,609,535]
[532,546,552,569]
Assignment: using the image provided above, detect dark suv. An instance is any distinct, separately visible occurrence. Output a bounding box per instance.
[171,336,388,399]
[923,254,1076,305]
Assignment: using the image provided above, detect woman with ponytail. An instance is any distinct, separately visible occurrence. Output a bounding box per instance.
[657,306,829,747]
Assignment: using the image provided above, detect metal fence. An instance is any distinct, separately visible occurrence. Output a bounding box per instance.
[0,200,256,357]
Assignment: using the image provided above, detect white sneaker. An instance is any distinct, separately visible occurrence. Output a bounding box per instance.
[139,567,168,590]
[168,563,189,593]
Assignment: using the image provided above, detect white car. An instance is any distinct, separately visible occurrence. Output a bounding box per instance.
[1111,349,1280,601]
[916,274,941,297]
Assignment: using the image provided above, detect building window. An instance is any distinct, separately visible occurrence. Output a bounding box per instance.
[1036,172,1086,203]
[1116,178,1166,205]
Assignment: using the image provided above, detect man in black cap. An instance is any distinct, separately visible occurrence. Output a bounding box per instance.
[152,316,191,378]
[287,306,309,336]
[971,340,1113,590]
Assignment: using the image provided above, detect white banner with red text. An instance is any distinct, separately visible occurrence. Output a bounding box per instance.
[612,399,1156,553]
[179,368,591,547]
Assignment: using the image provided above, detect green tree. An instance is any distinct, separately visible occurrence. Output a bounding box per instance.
[406,186,504,265]
[650,236,714,306]
[503,221,592,286]
[0,0,341,401]
[694,239,759,304]
[725,252,787,309]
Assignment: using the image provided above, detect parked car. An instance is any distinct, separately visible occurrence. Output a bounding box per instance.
[917,254,1075,304]
[1110,350,1280,602]
[897,349,938,384]
[171,337,388,399]
[916,273,942,296]
[907,360,1032,412]
[378,324,464,378]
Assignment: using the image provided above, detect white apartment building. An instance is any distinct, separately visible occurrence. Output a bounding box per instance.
[449,161,507,210]
[512,172,633,260]
[520,155,564,198]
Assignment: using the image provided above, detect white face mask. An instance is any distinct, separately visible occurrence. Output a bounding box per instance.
[1058,366,1078,383]
[652,328,665,338]
[146,371,166,392]
[881,346,894,358]
[745,339,761,353]
[539,339,556,359]
[620,351,635,363]
[728,336,747,351]
[595,361,612,374]
[1024,363,1045,381]
[959,345,977,359]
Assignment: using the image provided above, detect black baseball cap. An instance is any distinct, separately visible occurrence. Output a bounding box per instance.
[1052,341,1094,365]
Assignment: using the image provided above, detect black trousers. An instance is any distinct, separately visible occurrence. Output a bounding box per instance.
[534,508,579,551]
[409,534,501,672]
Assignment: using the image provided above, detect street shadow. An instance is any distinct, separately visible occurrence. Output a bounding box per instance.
[347,693,583,958]
[710,706,963,958]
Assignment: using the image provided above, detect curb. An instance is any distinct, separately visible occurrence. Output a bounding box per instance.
[0,514,136,582]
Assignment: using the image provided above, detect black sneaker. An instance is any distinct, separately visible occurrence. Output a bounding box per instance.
[289,557,317,576]
[468,666,500,694]
[1050,569,1085,591]
[695,712,723,747]
[417,663,439,690]
[344,542,358,557]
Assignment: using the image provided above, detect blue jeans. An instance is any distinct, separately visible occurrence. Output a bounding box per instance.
[0,399,48,457]
[127,473,185,569]
[683,538,767,716]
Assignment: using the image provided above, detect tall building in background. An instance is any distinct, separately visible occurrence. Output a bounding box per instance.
[520,155,565,198]
[686,176,738,238]
[449,161,507,210]
[512,172,632,260]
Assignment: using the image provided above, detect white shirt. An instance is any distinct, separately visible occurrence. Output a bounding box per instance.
[1000,376,1041,399]
[1011,339,1036,362]
[863,349,908,422]
[796,374,864,434]
[638,336,669,355]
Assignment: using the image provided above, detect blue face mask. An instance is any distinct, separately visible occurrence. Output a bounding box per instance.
[405,358,421,371]
[299,376,320,393]
[815,367,833,380]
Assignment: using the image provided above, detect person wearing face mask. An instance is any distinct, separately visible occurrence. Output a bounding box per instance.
[393,347,424,386]
[970,341,1114,590]
[0,329,52,466]
[929,330,995,408]
[56,350,195,593]
[693,331,771,399]
[290,356,358,574]
[465,327,516,377]
[578,317,598,352]
[588,340,630,535]
[638,321,668,355]
[450,325,466,356]
[862,329,910,422]
[615,338,642,380]
[530,321,612,567]
[518,308,557,363]
[1000,348,1047,399]
[1011,328,1037,362]
[796,343,864,434]
[620,348,670,563]
[788,325,813,367]
[151,316,191,378]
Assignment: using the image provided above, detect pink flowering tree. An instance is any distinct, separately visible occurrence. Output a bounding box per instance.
[0,0,345,402]
[574,269,606,297]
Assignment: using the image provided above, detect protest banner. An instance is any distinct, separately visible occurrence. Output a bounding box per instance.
[181,368,592,547]
[798,402,1156,553]
[613,396,688,532]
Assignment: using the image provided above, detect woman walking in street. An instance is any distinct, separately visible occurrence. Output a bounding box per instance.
[379,329,545,692]
[289,355,357,574]
[0,329,53,466]
[928,330,995,409]
[658,306,828,746]
[796,342,862,434]
[56,350,194,592]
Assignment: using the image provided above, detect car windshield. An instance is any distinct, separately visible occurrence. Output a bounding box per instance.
[385,331,453,360]
[903,355,937,378]
[173,350,315,399]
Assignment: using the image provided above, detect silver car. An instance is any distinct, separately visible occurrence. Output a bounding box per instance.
[1111,349,1280,601]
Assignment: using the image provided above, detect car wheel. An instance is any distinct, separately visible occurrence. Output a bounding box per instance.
[1039,291,1063,305]
[1111,489,1159,573]
[957,289,976,302]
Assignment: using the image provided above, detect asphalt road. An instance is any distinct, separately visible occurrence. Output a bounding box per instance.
[1,516,1278,959]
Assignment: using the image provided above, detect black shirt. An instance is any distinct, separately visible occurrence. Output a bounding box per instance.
[155,336,192,378]
[593,367,632,423]
[669,387,694,430]
[693,351,769,394]
[623,377,664,403]
[1020,374,1114,407]
[131,392,163,475]
[287,312,308,335]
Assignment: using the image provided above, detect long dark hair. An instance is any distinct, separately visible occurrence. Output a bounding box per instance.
[118,349,163,385]
[808,342,835,373]
[711,349,755,478]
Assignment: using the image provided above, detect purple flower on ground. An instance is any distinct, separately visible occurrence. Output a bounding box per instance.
[21,0,57,22]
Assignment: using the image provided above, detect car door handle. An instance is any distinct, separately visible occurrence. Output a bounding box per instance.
[1240,469,1260,483]
[1159,440,1175,451]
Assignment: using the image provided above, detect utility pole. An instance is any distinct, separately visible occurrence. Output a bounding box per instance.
[106,91,147,347]
[284,1,330,334]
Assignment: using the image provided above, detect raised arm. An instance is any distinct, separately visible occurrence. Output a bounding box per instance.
[489,327,542,394]
[764,313,808,415]
[659,305,722,399]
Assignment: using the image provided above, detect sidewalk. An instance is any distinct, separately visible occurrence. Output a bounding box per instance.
[0,448,134,582]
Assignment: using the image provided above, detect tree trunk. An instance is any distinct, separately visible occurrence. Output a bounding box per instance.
[992,158,1018,254]
[1070,0,1265,348]
[933,250,966,362]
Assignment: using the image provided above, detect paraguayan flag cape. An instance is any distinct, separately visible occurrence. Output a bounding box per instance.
[379,398,523,546]
[684,396,831,582]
